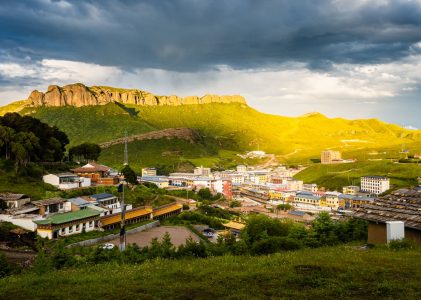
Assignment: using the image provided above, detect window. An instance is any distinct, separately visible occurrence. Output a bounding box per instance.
[76,224,80,231]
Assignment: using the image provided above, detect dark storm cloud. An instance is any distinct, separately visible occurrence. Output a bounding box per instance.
[1,0,421,71]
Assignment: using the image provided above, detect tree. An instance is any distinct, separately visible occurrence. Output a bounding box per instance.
[198,188,212,200]
[121,165,137,185]
[0,126,14,159]
[311,212,338,246]
[69,143,101,162]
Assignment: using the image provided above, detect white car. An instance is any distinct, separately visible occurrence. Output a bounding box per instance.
[101,243,115,250]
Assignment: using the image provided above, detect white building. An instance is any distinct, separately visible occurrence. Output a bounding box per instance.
[141,168,157,177]
[361,176,390,195]
[303,184,318,192]
[43,173,91,190]
[236,165,247,173]
[194,166,211,176]
[343,185,360,195]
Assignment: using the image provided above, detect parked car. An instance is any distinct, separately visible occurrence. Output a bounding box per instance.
[101,243,115,250]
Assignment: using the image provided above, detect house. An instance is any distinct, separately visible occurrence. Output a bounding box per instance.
[303,184,318,192]
[141,168,157,177]
[72,162,118,185]
[194,166,211,176]
[354,188,421,244]
[139,176,170,188]
[0,193,30,209]
[223,221,245,236]
[153,203,183,220]
[343,185,360,195]
[43,173,90,190]
[294,192,321,206]
[67,197,92,211]
[87,193,122,213]
[361,176,390,195]
[321,150,342,164]
[34,208,100,239]
[236,165,247,173]
[32,198,71,216]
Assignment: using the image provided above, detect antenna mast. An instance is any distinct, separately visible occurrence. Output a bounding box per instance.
[124,130,128,166]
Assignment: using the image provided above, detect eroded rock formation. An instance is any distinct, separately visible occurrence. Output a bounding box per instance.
[27,83,246,107]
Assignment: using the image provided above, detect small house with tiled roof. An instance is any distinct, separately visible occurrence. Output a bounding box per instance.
[72,162,118,185]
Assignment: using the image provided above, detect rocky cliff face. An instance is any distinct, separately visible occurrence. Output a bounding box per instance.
[27,83,247,107]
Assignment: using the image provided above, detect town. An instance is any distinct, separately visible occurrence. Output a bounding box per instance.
[1,149,419,248]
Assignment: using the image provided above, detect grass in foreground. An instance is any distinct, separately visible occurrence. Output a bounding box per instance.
[1,246,421,299]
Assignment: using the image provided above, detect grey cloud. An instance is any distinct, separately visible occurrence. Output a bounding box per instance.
[1,0,421,72]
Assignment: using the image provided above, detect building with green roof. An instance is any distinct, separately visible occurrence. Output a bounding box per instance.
[34,208,100,239]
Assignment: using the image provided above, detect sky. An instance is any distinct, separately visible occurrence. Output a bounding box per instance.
[0,0,420,127]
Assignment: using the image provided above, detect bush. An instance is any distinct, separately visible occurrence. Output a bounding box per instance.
[388,239,418,251]
[251,237,303,255]
[0,252,11,278]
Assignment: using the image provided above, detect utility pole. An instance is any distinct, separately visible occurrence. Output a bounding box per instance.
[118,182,126,251]
[124,130,128,166]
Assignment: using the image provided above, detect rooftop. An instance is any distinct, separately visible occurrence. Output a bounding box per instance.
[34,208,100,225]
[72,162,110,173]
[0,193,29,201]
[361,176,389,180]
[32,197,66,206]
[354,188,421,230]
[90,193,117,201]
[68,197,91,207]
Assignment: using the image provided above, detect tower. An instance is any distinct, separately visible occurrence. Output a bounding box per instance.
[124,130,128,166]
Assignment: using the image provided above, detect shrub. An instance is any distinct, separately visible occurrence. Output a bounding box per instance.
[388,239,418,251]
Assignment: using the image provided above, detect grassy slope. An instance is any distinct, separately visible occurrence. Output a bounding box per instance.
[1,246,421,299]
[25,104,155,146]
[2,99,420,171]
[98,138,259,173]
[0,100,28,116]
[0,160,58,199]
[20,102,419,156]
[294,161,421,190]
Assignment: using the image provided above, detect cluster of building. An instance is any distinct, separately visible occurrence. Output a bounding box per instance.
[0,192,182,239]
[139,163,393,214]
[321,150,355,164]
[42,162,120,190]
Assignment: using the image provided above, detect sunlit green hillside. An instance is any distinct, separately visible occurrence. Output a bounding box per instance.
[1,99,419,169]
[294,161,421,191]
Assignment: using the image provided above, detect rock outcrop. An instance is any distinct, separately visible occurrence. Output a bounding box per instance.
[27,83,247,107]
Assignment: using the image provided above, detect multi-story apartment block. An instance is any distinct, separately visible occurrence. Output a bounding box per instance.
[343,185,360,195]
[361,176,390,195]
[141,168,157,177]
[321,150,342,164]
[194,166,211,176]
[236,165,247,173]
[303,184,318,192]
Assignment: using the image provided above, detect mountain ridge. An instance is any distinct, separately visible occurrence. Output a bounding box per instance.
[25,83,247,107]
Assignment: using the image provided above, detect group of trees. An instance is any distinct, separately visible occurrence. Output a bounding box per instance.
[242,212,367,254]
[69,143,101,163]
[27,213,368,275]
[0,113,69,170]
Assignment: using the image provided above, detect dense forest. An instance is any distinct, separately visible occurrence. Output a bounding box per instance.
[0,113,69,170]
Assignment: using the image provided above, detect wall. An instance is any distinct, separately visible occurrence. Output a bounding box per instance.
[405,228,421,245]
[66,220,160,248]
[0,215,37,231]
[367,222,387,244]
